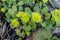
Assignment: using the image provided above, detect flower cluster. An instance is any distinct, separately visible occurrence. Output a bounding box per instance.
[31,12,42,23]
[2,0,6,2]
[43,0,48,3]
[16,11,23,18]
[21,12,30,23]
[1,8,5,13]
[10,19,19,28]
[51,9,60,23]
[16,12,42,23]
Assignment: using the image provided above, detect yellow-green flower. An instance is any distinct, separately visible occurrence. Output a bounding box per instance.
[25,31,30,36]
[2,0,6,2]
[1,8,5,13]
[43,0,48,3]
[21,12,30,23]
[51,9,60,23]
[31,12,42,23]
[16,11,23,18]
[10,19,19,28]
[15,29,20,36]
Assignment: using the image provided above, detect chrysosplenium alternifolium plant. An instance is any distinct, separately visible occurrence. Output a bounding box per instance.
[10,11,42,29]
[1,8,6,13]
[21,12,30,23]
[43,0,48,3]
[31,12,42,23]
[10,19,19,28]
[51,9,60,26]
[1,0,59,40]
[16,11,23,18]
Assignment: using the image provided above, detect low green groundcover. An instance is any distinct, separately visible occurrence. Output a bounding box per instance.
[0,0,60,40]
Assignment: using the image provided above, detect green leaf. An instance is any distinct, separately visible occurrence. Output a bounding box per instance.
[41,22,46,27]
[8,5,17,18]
[45,20,53,30]
[28,3,33,7]
[33,29,52,40]
[6,0,12,4]
[52,36,58,40]
[5,18,12,22]
[23,24,31,31]
[29,22,36,30]
[18,38,22,40]
[34,3,40,12]
[2,2,6,6]
[12,0,16,2]
[18,1,24,6]
[3,5,8,10]
[5,12,11,18]
[41,20,53,30]
[35,0,40,3]
[18,6,23,11]
[56,22,60,27]
[25,7,31,13]
[45,13,51,20]
[45,24,52,30]
[40,2,42,8]
[25,7,32,17]
[41,6,49,13]
[15,29,25,38]
[22,0,26,3]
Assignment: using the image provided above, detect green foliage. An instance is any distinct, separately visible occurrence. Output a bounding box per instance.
[23,24,31,36]
[41,20,54,30]
[33,29,52,40]
[18,6,23,11]
[18,1,24,6]
[25,7,32,14]
[44,13,51,20]
[5,12,11,18]
[51,36,58,40]
[34,3,40,12]
[18,38,22,40]
[41,6,49,13]
[28,22,36,30]
[5,18,12,22]
[23,24,31,32]
[15,29,25,38]
[1,0,60,40]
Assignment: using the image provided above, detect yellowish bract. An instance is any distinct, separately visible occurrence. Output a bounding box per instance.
[10,19,19,28]
[16,11,23,18]
[31,12,42,23]
[1,8,5,13]
[52,9,60,23]
[21,12,30,23]
[25,31,30,36]
[2,0,6,2]
[15,29,20,36]
[43,0,48,3]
